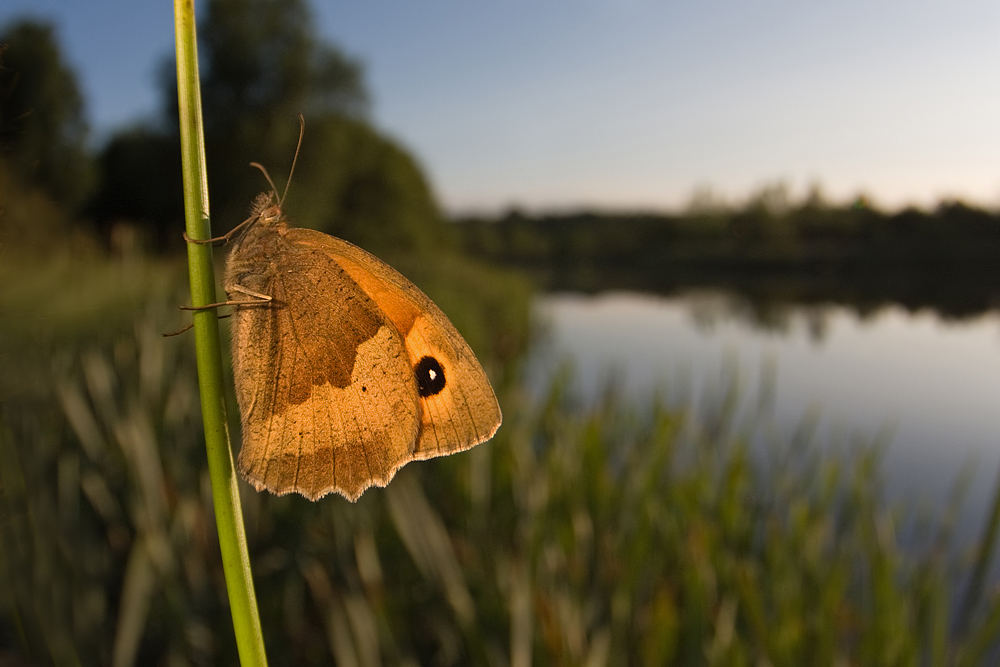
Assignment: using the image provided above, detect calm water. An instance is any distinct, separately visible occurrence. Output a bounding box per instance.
[526,291,1000,545]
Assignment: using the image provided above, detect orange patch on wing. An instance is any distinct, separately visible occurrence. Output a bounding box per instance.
[332,254,422,336]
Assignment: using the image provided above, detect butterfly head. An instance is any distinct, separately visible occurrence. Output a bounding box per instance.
[248,191,285,228]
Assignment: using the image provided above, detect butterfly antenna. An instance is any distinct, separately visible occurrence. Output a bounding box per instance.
[279,113,306,208]
[250,162,280,204]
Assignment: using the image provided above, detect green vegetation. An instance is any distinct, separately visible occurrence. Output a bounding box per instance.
[458,185,1000,320]
[4,1,1000,664]
[0,2,526,663]
[0,22,93,210]
[0,23,94,255]
[4,271,1000,664]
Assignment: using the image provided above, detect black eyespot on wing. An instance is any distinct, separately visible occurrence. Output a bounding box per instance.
[415,356,446,397]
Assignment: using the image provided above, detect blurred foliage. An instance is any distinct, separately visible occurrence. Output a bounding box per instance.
[0,254,185,402]
[88,127,186,253]
[88,0,447,258]
[0,20,94,210]
[0,7,536,662]
[0,158,81,255]
[458,187,1000,320]
[0,20,97,256]
[3,268,1000,665]
[194,0,368,129]
[276,113,449,261]
[5,4,1000,664]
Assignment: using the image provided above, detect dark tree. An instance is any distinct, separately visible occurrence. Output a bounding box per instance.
[189,0,370,231]
[195,0,367,129]
[0,19,93,209]
[92,0,448,256]
[88,127,185,251]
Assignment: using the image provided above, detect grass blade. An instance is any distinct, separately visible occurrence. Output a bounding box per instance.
[172,1,267,664]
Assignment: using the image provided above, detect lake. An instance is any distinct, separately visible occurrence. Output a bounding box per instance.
[526,290,1000,549]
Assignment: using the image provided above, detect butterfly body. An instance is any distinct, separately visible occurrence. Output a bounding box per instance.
[225,193,501,501]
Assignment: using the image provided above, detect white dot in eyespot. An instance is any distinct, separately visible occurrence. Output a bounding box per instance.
[415,356,447,397]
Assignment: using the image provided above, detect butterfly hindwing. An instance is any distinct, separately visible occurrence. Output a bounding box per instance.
[287,229,503,458]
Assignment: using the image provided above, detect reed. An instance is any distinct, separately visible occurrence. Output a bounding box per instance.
[172,0,267,663]
[2,263,999,664]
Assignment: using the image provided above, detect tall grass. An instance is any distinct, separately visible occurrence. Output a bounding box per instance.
[3,263,1000,665]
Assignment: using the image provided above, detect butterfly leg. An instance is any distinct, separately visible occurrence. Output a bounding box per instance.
[178,286,272,311]
[226,284,273,303]
[162,312,232,337]
[165,286,273,337]
[183,210,263,246]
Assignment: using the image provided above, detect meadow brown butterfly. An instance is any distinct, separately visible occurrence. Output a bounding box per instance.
[214,122,501,501]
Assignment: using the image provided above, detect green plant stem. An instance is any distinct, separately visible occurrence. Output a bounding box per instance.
[173,1,268,664]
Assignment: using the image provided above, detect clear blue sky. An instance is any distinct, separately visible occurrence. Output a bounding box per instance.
[2,0,999,213]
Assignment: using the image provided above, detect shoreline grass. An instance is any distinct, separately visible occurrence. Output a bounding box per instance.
[2,271,1000,663]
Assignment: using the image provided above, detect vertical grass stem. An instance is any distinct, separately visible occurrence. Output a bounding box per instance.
[173,1,268,663]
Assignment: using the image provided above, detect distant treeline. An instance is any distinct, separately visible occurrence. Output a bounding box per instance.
[456,194,1000,318]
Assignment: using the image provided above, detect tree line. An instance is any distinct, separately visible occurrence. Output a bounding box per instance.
[0,0,453,260]
[456,185,1000,317]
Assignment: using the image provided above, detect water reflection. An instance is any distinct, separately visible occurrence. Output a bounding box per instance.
[527,290,1000,542]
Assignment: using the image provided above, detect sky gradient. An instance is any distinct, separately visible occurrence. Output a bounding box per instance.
[2,0,999,213]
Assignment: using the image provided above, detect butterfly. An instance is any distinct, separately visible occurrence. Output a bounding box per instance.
[188,117,501,501]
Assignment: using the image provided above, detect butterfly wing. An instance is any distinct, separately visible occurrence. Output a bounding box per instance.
[287,228,503,462]
[228,234,424,501]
